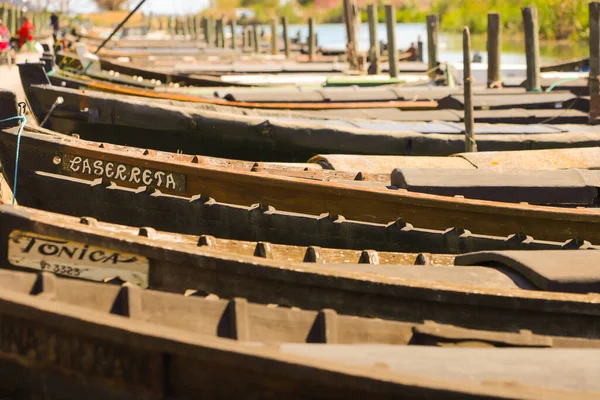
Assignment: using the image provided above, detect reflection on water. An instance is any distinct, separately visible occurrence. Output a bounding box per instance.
[443,33,588,64]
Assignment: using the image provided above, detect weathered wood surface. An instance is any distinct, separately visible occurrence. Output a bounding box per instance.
[311,147,600,174]
[0,269,599,399]
[457,250,600,293]
[17,82,600,160]
[10,168,595,254]
[0,266,581,348]
[390,168,600,205]
[2,127,600,244]
[0,204,599,340]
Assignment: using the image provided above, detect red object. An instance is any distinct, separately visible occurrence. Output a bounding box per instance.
[0,25,9,51]
[17,19,34,47]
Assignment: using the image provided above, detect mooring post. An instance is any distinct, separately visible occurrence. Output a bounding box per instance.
[242,26,248,49]
[463,27,477,152]
[146,12,153,31]
[167,15,174,36]
[343,0,358,69]
[270,17,279,55]
[202,17,208,44]
[487,12,502,88]
[417,35,423,62]
[184,16,191,37]
[385,4,398,78]
[230,18,237,50]
[367,4,380,75]
[188,15,195,38]
[522,7,541,91]
[590,2,600,124]
[219,18,227,47]
[253,22,260,53]
[214,18,220,47]
[308,17,316,61]
[7,5,14,35]
[426,14,439,78]
[282,16,290,58]
[194,16,201,40]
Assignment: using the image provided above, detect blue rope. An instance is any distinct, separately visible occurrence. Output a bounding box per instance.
[0,115,27,205]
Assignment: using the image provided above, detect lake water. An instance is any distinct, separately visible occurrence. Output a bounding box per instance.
[268,22,588,64]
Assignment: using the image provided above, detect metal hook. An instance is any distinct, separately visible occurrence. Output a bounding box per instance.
[17,102,27,117]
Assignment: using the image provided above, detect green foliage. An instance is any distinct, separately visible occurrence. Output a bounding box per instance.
[432,0,592,40]
[277,2,304,24]
[358,2,427,24]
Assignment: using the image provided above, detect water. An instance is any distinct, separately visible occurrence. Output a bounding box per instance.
[267,22,588,64]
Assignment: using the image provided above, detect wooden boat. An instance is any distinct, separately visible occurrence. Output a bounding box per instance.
[310,147,600,174]
[2,120,600,245]
[0,202,600,341]
[17,66,600,160]
[541,56,589,73]
[1,267,600,399]
[54,52,260,88]
[41,68,593,124]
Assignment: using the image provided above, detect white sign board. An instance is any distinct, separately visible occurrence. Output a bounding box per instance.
[8,231,149,288]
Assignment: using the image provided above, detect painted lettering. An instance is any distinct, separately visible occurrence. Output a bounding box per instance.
[154,171,165,186]
[69,156,82,172]
[61,154,185,192]
[93,160,104,176]
[39,243,59,256]
[166,173,176,190]
[115,165,127,180]
[105,163,114,178]
[142,169,152,185]
[130,167,141,184]
[81,158,92,175]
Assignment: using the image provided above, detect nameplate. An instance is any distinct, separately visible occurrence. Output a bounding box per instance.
[61,154,186,192]
[8,231,149,288]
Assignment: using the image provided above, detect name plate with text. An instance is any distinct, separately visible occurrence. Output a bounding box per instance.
[8,231,149,288]
[61,154,186,192]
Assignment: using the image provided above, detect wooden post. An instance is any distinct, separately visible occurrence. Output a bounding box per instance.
[218,18,226,47]
[188,15,195,38]
[242,26,248,49]
[522,7,541,91]
[487,12,501,88]
[281,16,290,58]
[417,35,424,62]
[367,4,380,75]
[426,14,439,78]
[343,0,358,68]
[230,18,237,50]
[463,27,477,153]
[184,16,190,37]
[168,15,174,36]
[308,17,316,61]
[590,2,600,124]
[147,12,153,31]
[193,16,200,40]
[253,22,260,53]
[270,17,278,55]
[385,5,398,78]
[8,5,15,35]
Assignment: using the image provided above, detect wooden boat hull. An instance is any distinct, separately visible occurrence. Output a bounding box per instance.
[0,203,598,340]
[1,124,600,246]
[1,265,600,398]
[18,68,600,160]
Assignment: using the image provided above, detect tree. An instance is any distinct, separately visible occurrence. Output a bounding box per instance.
[94,0,129,10]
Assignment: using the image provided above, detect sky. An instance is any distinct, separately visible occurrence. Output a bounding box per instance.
[70,0,211,14]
